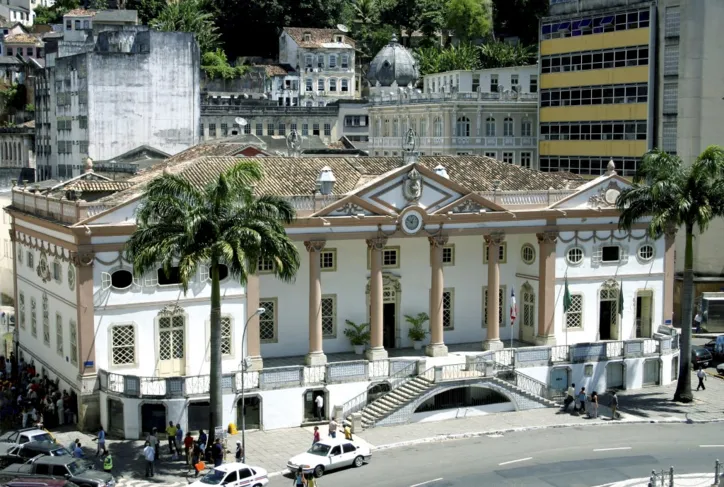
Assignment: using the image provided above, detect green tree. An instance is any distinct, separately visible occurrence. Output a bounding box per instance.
[414,46,441,76]
[125,162,300,445]
[616,147,724,403]
[445,0,492,43]
[202,49,250,79]
[150,0,220,54]
[478,40,535,68]
[33,0,80,25]
[127,0,168,24]
[492,0,548,45]
[379,0,443,47]
[415,44,480,76]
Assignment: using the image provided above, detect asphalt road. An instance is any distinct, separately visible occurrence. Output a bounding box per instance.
[269,424,724,487]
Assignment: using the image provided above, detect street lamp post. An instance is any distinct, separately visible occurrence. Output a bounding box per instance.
[240,307,265,463]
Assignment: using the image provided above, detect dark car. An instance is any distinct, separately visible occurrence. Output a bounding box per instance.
[1,456,114,487]
[703,335,724,360]
[0,442,70,468]
[692,346,713,369]
[6,478,80,487]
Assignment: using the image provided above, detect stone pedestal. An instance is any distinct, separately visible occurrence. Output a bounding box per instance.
[425,343,448,357]
[482,339,504,351]
[351,412,363,432]
[246,356,264,371]
[305,351,327,366]
[534,336,557,347]
[365,347,388,361]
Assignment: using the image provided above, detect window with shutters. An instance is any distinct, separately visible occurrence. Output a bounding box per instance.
[663,83,678,115]
[433,117,442,137]
[522,283,535,329]
[485,117,496,137]
[111,324,135,366]
[56,314,63,356]
[482,286,506,327]
[42,294,50,347]
[503,117,514,137]
[592,245,628,267]
[442,289,454,329]
[321,295,336,337]
[521,120,532,137]
[259,299,277,343]
[69,319,77,365]
[565,294,583,328]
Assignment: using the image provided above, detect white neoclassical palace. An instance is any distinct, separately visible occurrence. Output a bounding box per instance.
[5,147,678,437]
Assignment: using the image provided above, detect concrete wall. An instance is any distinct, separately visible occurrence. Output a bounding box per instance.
[410,401,515,423]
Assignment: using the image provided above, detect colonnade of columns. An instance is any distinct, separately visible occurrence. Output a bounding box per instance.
[299,232,560,364]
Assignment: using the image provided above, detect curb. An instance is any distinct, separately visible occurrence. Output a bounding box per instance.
[592,472,718,487]
[264,417,724,478]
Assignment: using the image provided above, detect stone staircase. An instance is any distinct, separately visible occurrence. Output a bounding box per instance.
[349,375,436,429]
[489,374,560,408]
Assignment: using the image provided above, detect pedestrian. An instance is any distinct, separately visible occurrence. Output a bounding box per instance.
[577,387,587,415]
[184,432,194,465]
[235,440,242,462]
[328,418,337,439]
[103,451,113,474]
[293,467,307,487]
[211,438,223,467]
[191,442,202,478]
[694,311,702,332]
[343,422,353,440]
[143,441,155,477]
[166,421,177,456]
[312,426,320,445]
[588,391,599,419]
[610,391,619,420]
[305,472,317,487]
[73,442,83,458]
[175,423,183,458]
[314,393,324,421]
[198,429,208,452]
[56,395,63,426]
[147,427,159,462]
[96,426,106,456]
[68,438,78,455]
[562,383,575,412]
[696,366,707,391]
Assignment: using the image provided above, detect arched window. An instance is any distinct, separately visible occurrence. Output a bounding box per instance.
[503,117,514,137]
[433,117,443,137]
[522,283,535,329]
[392,119,399,137]
[456,116,470,137]
[521,119,532,137]
[485,117,496,137]
[383,119,390,137]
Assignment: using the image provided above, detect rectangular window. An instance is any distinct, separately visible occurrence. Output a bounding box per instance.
[341,54,349,68]
[510,74,519,86]
[74,20,80,29]
[220,316,232,356]
[662,120,677,154]
[43,311,50,347]
[341,79,349,92]
[529,75,538,93]
[69,319,77,365]
[664,41,679,76]
[111,325,135,365]
[502,152,514,164]
[490,74,498,92]
[255,123,263,136]
[302,123,309,136]
[209,124,216,137]
[259,299,277,343]
[383,248,398,267]
[318,79,325,91]
[243,123,251,135]
[78,116,88,129]
[442,245,454,265]
[320,249,336,271]
[484,151,497,159]
[484,242,507,263]
[329,79,337,91]
[258,257,274,273]
[329,56,337,68]
[52,261,61,282]
[601,245,621,262]
[663,83,678,114]
[665,6,680,37]
[278,123,286,136]
[321,295,336,337]
[520,152,532,168]
[482,287,505,327]
[313,124,320,136]
[442,289,454,329]
[56,314,63,357]
[565,294,583,328]
[267,123,275,136]
[30,297,37,337]
[65,20,71,30]
[306,79,313,92]
[324,123,331,136]
[221,123,228,137]
[19,292,25,329]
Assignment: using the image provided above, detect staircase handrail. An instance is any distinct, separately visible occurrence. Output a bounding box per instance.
[339,360,417,419]
[362,366,438,429]
[510,370,566,402]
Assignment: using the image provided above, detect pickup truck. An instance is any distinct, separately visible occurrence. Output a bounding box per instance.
[0,455,114,487]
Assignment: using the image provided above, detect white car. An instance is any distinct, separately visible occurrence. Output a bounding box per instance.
[287,439,372,478]
[188,462,269,487]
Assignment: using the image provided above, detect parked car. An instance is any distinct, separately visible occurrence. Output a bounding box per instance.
[188,463,268,487]
[703,335,724,360]
[0,442,70,468]
[0,455,114,487]
[5,478,80,487]
[287,439,372,478]
[0,429,56,446]
[692,346,713,369]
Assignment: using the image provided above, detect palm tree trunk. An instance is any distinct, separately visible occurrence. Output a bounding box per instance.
[674,225,694,402]
[208,261,223,444]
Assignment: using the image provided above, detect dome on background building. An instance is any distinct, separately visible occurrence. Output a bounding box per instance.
[367,34,419,88]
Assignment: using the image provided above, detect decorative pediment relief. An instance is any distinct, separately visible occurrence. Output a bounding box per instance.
[313,195,393,218]
[432,193,505,215]
[588,181,624,209]
[328,202,372,217]
[451,199,488,214]
[158,304,185,316]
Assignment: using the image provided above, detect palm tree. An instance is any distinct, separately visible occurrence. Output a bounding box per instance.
[616,147,724,402]
[150,0,220,54]
[125,161,300,443]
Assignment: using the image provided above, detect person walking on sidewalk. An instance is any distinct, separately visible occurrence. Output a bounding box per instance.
[235,440,242,462]
[147,428,159,462]
[328,418,338,438]
[562,383,575,412]
[696,366,707,391]
[315,394,324,421]
[143,441,155,477]
[588,391,599,419]
[576,387,587,415]
[184,432,194,465]
[610,391,619,420]
[312,426,320,445]
[96,426,106,456]
[175,423,183,458]
[211,438,223,467]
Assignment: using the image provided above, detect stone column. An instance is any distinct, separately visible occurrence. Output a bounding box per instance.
[483,232,505,350]
[365,236,388,361]
[477,111,482,137]
[427,235,449,357]
[663,225,678,325]
[245,273,263,370]
[535,231,558,345]
[305,240,327,365]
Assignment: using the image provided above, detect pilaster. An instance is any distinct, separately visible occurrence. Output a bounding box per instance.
[535,231,558,345]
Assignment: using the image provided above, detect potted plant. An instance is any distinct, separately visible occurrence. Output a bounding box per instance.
[406,312,429,350]
[344,320,370,355]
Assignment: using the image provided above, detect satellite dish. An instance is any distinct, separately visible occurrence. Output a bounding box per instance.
[235,117,248,127]
[337,24,349,33]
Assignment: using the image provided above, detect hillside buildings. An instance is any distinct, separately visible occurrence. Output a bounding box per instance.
[34,9,200,180]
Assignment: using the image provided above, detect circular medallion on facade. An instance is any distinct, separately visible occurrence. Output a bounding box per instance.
[402,210,423,235]
[604,188,620,205]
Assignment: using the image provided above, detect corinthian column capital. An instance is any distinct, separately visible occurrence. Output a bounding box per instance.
[304,240,326,252]
[484,231,505,247]
[536,231,558,245]
[366,236,388,251]
[428,235,449,248]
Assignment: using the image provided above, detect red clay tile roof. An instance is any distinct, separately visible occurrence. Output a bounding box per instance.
[283,27,355,48]
[64,180,132,192]
[4,33,42,46]
[260,64,292,76]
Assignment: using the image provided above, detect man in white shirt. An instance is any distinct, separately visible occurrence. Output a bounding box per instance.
[143,441,155,477]
[694,312,703,332]
[562,383,576,412]
[696,366,707,391]
[315,394,324,421]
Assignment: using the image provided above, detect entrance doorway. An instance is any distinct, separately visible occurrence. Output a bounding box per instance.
[157,314,185,376]
[636,291,653,338]
[187,401,210,433]
[519,283,536,344]
[599,282,619,341]
[107,399,124,438]
[141,403,166,436]
[383,303,395,349]
[237,396,261,430]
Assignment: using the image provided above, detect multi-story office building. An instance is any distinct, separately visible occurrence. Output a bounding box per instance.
[538,0,655,177]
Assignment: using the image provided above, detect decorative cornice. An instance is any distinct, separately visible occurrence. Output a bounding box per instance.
[428,235,449,248]
[536,231,559,245]
[158,304,185,316]
[16,232,74,262]
[71,251,95,267]
[484,231,505,246]
[366,236,388,251]
[304,240,326,252]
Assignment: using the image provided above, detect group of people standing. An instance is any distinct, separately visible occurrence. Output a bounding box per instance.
[562,383,618,420]
[142,423,229,478]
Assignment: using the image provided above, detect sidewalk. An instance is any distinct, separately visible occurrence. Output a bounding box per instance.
[594,473,722,487]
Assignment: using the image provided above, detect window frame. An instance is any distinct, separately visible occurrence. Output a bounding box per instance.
[637,243,655,262]
[320,249,337,272]
[69,319,78,365]
[55,313,63,357]
[110,323,137,367]
[565,293,584,329]
[483,242,507,264]
[259,298,278,344]
[442,288,454,330]
[566,246,584,266]
[442,244,455,266]
[521,244,536,265]
[367,246,401,270]
[321,294,337,338]
[482,285,506,328]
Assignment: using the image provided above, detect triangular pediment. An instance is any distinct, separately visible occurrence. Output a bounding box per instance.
[550,174,631,210]
[312,195,394,217]
[350,163,501,214]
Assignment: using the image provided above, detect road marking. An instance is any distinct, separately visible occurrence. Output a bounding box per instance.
[594,447,632,452]
[410,478,443,487]
[499,457,533,466]
[700,445,724,448]
[487,434,504,438]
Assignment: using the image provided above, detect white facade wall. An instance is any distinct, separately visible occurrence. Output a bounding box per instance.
[424,65,539,94]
